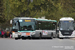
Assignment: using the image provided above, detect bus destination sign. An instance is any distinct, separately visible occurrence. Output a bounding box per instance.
[25,20,31,22]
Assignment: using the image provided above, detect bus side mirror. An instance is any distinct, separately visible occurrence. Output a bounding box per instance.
[14,21,19,26]
[10,20,12,24]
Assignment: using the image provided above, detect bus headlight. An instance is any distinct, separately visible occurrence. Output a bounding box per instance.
[31,32,35,35]
[12,32,15,34]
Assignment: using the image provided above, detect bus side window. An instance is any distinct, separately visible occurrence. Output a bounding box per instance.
[38,22,42,30]
[36,22,41,30]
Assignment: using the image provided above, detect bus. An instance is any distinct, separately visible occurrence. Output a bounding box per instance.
[58,17,75,39]
[10,17,57,40]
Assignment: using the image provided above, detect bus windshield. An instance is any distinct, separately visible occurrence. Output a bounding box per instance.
[19,19,35,31]
[59,21,74,30]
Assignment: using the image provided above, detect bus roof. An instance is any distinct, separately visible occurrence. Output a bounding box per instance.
[35,19,57,22]
[13,17,36,20]
[13,17,57,22]
[60,17,74,21]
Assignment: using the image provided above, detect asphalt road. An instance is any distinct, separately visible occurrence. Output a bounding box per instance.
[0,38,75,50]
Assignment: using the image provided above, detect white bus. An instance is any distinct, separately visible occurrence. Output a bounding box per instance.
[10,17,57,40]
[58,17,75,38]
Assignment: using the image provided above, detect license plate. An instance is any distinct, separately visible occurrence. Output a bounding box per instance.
[26,33,30,36]
[65,32,69,34]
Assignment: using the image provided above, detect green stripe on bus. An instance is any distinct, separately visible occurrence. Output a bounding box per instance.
[18,31,35,32]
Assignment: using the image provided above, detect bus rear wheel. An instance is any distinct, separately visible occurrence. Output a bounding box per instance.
[50,34,53,39]
[22,37,26,40]
[39,33,42,39]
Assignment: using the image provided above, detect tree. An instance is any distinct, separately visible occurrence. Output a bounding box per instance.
[1,0,75,22]
[0,0,6,23]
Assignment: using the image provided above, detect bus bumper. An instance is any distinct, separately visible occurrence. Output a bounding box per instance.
[59,31,75,38]
[12,33,21,38]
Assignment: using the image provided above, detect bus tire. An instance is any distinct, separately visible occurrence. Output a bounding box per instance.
[39,33,42,39]
[15,38,18,40]
[22,37,26,40]
[29,37,32,40]
[59,37,64,39]
[22,38,26,40]
[50,33,53,39]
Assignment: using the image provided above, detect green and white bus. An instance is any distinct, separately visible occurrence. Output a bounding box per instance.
[10,17,57,40]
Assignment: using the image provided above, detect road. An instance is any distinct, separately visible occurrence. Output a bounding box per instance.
[0,38,75,50]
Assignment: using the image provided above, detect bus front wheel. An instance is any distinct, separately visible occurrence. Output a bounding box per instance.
[15,38,18,40]
[22,37,26,40]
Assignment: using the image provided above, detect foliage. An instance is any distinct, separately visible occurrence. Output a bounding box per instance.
[0,0,75,23]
